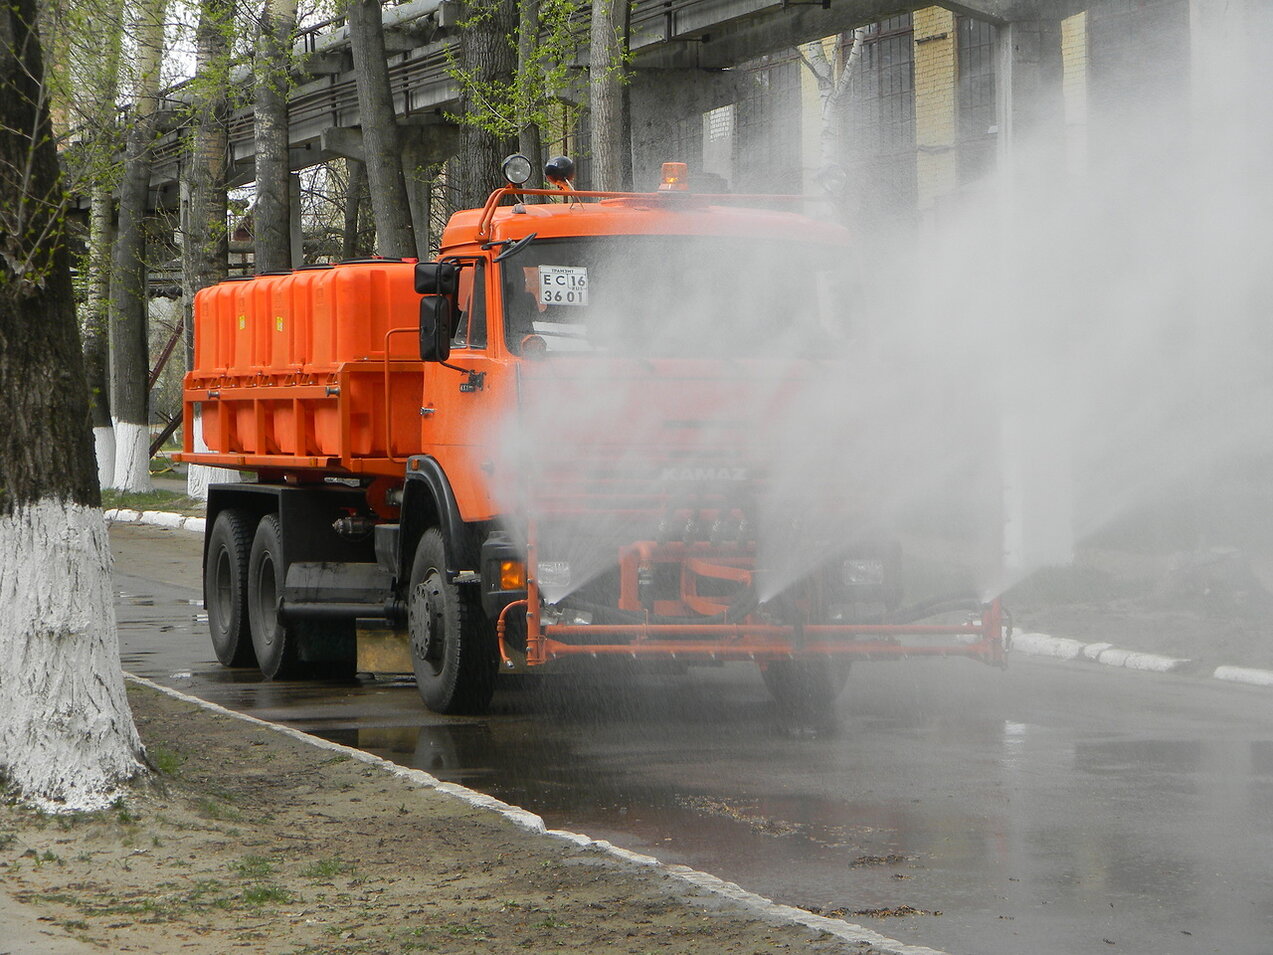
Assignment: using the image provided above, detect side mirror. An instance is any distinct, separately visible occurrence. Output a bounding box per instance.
[420,296,452,362]
[415,262,459,295]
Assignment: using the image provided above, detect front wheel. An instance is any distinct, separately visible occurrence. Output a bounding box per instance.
[247,514,302,679]
[761,658,851,713]
[408,529,496,714]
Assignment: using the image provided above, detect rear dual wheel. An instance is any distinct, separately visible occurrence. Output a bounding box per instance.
[205,509,257,667]
[247,514,303,679]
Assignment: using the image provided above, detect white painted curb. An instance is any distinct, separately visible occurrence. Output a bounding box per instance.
[1012,632,1086,660]
[105,508,204,535]
[124,673,948,955]
[1213,666,1273,688]
[141,510,185,529]
[1087,646,1190,673]
[1014,632,1187,671]
[1012,631,1273,684]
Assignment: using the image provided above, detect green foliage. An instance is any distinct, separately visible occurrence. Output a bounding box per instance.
[147,746,184,776]
[241,883,294,906]
[303,856,356,879]
[100,487,205,516]
[229,854,276,878]
[447,0,595,141]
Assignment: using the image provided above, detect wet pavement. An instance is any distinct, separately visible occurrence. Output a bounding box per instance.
[112,522,1273,955]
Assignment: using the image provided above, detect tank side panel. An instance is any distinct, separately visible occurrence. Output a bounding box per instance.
[184,262,431,474]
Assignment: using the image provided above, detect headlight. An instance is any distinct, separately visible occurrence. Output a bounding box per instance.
[502,154,533,185]
[842,558,885,587]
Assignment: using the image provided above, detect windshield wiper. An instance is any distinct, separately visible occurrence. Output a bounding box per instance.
[485,232,538,262]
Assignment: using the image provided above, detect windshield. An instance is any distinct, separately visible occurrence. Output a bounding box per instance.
[500,235,854,358]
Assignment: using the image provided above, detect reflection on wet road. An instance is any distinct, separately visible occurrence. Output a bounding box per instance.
[114,524,1273,955]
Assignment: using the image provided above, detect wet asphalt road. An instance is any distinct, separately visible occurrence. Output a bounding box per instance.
[111,522,1273,955]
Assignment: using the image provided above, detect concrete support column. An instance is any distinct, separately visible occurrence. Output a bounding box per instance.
[996,17,1066,185]
[628,68,750,190]
[322,123,460,260]
[995,17,1072,580]
[1189,0,1264,166]
[402,124,460,259]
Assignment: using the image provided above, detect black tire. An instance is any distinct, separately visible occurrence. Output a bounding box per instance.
[408,529,496,714]
[247,514,302,679]
[204,509,257,667]
[761,659,851,712]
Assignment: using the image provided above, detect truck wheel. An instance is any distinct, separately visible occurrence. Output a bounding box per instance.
[247,514,302,679]
[761,659,850,712]
[204,509,257,667]
[408,529,496,714]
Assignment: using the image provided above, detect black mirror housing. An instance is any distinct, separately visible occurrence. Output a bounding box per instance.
[419,296,453,362]
[415,262,459,296]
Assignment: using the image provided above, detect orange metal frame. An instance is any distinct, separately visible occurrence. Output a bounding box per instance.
[496,520,1006,671]
[474,184,826,240]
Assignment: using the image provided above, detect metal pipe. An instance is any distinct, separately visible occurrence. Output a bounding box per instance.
[496,599,528,669]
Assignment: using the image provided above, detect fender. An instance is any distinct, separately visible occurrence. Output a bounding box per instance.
[399,455,475,579]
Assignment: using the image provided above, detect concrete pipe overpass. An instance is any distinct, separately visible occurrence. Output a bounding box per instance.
[145,0,1091,210]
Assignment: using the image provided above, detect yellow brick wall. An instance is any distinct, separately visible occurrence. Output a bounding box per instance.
[1061,11,1089,174]
[913,7,958,209]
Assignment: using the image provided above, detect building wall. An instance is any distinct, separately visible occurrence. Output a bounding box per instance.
[1061,12,1090,176]
[913,7,957,210]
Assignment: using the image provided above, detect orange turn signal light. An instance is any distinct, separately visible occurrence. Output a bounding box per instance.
[500,560,527,590]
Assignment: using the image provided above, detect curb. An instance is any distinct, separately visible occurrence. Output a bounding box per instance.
[1011,631,1273,688]
[105,508,205,535]
[124,674,947,955]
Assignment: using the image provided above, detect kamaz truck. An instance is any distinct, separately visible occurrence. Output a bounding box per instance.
[178,156,1005,714]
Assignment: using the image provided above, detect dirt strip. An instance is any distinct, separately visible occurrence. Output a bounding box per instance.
[0,683,914,955]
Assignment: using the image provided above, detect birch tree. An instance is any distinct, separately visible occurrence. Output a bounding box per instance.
[1,0,147,810]
[798,28,866,172]
[108,0,168,491]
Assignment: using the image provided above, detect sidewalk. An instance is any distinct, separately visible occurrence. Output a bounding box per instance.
[0,681,931,955]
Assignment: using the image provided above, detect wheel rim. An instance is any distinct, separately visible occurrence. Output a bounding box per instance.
[212,547,234,626]
[410,570,447,678]
[255,552,278,650]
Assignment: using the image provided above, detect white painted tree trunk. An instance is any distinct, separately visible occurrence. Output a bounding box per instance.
[0,501,145,811]
[111,419,154,492]
[93,426,116,489]
[185,408,241,501]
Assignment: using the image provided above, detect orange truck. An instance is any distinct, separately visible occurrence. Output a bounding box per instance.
[178,157,1005,714]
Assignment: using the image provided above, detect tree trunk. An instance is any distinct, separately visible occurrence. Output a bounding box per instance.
[342,158,368,259]
[517,0,543,184]
[254,0,297,272]
[108,0,166,492]
[77,3,124,488]
[86,182,115,487]
[588,0,628,190]
[456,0,518,208]
[0,0,146,811]
[183,0,241,500]
[347,0,415,257]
